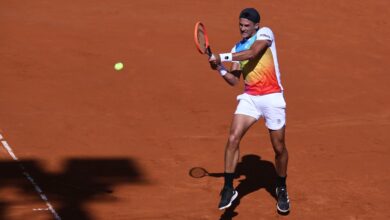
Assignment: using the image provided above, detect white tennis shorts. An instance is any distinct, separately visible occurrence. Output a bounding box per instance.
[234,92,286,130]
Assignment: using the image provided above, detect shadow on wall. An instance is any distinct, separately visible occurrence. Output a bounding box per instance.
[0,158,146,220]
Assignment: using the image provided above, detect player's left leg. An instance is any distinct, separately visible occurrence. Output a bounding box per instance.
[259,92,289,213]
[269,126,290,213]
[269,126,288,177]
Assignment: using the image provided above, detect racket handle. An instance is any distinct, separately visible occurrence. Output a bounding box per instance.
[206,47,212,57]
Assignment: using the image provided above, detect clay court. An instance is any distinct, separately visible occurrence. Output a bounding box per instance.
[1,0,389,219]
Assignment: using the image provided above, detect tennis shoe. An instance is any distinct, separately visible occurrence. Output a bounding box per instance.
[276,186,290,213]
[218,186,238,210]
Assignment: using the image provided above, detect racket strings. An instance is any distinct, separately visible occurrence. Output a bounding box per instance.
[197,28,207,52]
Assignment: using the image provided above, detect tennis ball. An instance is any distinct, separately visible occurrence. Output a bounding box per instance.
[114,62,124,71]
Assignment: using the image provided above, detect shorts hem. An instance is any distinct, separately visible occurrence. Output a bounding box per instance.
[234,112,259,120]
[266,123,286,131]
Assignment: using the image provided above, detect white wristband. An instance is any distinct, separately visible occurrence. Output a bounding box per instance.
[217,65,228,76]
[219,69,227,76]
[219,53,233,62]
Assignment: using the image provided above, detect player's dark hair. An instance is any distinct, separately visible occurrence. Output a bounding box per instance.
[239,8,260,23]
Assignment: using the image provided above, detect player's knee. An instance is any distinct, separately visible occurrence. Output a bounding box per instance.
[273,142,287,156]
[227,133,241,149]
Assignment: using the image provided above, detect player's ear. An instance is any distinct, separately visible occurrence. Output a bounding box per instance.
[254,23,259,30]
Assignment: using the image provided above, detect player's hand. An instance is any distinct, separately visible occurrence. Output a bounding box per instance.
[209,54,221,70]
[217,64,227,72]
[209,62,218,70]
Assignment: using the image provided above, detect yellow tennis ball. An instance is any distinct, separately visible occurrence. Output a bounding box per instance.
[114,62,124,71]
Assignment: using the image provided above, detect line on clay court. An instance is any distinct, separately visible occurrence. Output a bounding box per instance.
[0,133,61,220]
[33,208,50,211]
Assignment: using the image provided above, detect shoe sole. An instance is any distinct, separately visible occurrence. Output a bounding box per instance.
[219,191,238,210]
[276,204,290,213]
[276,188,290,213]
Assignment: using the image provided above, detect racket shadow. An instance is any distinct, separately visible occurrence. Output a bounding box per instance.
[220,154,278,220]
[188,167,224,178]
[208,172,225,178]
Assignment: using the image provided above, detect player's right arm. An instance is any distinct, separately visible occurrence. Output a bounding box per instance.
[220,62,241,86]
[209,46,241,86]
[208,62,241,86]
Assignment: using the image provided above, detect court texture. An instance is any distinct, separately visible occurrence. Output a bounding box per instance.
[0,0,389,219]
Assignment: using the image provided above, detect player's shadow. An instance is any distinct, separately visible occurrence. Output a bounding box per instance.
[0,201,5,219]
[0,158,146,220]
[219,154,277,220]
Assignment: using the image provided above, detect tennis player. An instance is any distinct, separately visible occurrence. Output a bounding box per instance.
[209,8,290,213]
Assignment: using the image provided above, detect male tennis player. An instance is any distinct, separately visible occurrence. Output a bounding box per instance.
[209,8,290,213]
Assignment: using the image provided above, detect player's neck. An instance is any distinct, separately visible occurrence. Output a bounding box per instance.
[243,28,258,40]
[243,33,256,41]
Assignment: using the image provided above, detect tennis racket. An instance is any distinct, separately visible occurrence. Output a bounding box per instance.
[194,21,212,57]
[194,22,228,75]
[189,167,210,178]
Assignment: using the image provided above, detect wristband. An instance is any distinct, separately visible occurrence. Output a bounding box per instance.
[219,53,233,62]
[219,69,227,76]
[217,65,228,76]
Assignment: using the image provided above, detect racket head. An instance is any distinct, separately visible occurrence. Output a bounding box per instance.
[194,22,211,56]
[189,167,209,178]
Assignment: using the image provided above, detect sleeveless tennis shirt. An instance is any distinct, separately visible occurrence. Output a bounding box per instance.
[232,27,283,95]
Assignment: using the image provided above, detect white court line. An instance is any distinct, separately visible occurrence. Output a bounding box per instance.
[33,208,50,211]
[0,133,61,220]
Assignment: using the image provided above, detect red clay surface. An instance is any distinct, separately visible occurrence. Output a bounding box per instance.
[1,0,389,219]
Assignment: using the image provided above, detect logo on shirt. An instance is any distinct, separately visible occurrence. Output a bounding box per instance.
[259,34,270,38]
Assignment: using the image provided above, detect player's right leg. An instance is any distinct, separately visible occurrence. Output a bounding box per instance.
[219,113,257,210]
[225,114,257,173]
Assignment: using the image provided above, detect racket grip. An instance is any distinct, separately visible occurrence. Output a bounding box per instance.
[207,47,212,57]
